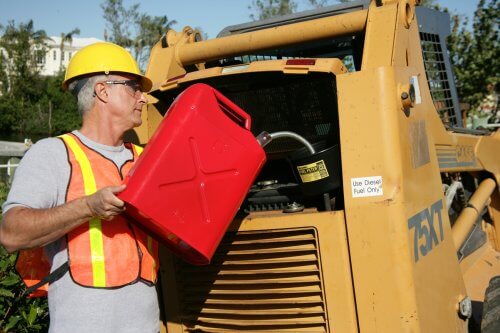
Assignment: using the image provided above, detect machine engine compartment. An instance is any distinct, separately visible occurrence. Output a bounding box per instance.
[152,71,344,212]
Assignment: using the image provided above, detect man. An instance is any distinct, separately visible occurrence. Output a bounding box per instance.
[480,82,499,124]
[0,42,159,332]
[473,82,499,128]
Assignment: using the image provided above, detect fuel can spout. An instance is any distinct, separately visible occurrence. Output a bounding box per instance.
[256,131,316,155]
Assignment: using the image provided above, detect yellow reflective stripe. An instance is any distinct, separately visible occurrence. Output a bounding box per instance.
[88,218,106,286]
[60,135,96,195]
[133,144,144,156]
[147,236,156,281]
[60,134,106,287]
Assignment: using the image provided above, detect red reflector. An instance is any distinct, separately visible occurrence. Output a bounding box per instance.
[285,59,316,66]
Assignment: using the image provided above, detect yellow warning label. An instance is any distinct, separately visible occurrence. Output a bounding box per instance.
[297,160,329,183]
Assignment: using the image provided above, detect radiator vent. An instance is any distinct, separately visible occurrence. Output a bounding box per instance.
[174,228,329,332]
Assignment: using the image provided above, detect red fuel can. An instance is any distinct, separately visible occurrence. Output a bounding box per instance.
[119,83,266,265]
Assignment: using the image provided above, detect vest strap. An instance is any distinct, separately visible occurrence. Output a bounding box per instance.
[24,262,69,297]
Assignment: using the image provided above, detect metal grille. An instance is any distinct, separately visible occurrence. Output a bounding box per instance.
[174,228,329,332]
[157,73,339,155]
[420,32,458,127]
[221,73,339,155]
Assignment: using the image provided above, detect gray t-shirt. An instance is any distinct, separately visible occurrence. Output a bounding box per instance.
[3,131,160,333]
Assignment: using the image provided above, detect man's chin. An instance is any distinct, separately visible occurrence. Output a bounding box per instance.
[132,118,143,128]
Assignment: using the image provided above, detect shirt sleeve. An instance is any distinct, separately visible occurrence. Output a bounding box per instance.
[2,138,70,213]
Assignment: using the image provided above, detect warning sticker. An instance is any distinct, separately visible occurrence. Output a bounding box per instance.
[297,160,329,183]
[351,176,383,198]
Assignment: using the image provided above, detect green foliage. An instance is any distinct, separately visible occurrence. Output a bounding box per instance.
[0,20,48,136]
[249,0,298,20]
[420,0,440,8]
[248,0,352,20]
[101,0,177,70]
[447,0,499,109]
[0,183,49,332]
[0,21,80,138]
[38,72,81,136]
[58,28,80,72]
[307,0,351,8]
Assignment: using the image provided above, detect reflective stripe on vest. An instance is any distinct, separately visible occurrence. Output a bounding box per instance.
[61,134,106,287]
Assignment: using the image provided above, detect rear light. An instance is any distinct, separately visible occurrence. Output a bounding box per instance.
[285,59,316,66]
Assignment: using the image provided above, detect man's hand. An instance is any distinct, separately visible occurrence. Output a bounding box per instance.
[0,184,128,252]
[85,185,126,221]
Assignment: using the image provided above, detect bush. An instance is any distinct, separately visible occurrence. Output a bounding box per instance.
[0,182,49,332]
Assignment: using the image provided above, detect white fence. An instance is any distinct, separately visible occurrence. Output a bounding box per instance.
[0,140,31,183]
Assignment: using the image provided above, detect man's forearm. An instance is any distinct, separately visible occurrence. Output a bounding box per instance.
[0,197,93,252]
[0,185,127,253]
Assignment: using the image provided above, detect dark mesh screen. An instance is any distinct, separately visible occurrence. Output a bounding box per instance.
[420,32,458,127]
[155,72,340,156]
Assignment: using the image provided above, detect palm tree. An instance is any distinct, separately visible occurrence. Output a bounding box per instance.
[0,20,49,93]
[59,28,80,71]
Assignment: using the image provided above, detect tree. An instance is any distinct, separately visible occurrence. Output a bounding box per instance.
[308,0,351,8]
[135,14,177,69]
[0,20,49,135]
[248,0,353,20]
[101,0,139,48]
[447,0,499,108]
[0,21,79,138]
[249,0,298,20]
[101,0,177,70]
[420,0,439,8]
[59,28,80,72]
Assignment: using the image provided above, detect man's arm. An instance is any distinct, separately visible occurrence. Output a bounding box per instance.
[0,185,126,253]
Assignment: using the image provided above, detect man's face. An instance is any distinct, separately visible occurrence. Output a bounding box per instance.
[103,74,147,129]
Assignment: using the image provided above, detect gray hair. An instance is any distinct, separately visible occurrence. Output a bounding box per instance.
[68,74,108,115]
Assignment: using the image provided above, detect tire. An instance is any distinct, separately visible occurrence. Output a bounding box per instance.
[481,275,500,333]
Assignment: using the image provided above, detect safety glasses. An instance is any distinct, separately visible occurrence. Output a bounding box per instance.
[103,80,144,98]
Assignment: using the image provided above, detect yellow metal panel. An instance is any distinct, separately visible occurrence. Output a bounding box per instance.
[476,130,500,183]
[159,211,358,333]
[145,10,366,90]
[176,11,367,67]
[337,66,467,332]
[361,2,398,69]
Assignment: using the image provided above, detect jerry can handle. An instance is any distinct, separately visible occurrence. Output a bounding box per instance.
[212,87,252,130]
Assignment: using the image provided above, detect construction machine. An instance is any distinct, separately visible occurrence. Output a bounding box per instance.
[134,0,500,331]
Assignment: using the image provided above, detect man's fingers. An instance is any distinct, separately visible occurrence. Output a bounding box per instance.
[106,193,125,209]
[86,185,127,219]
[107,185,126,208]
[110,184,126,194]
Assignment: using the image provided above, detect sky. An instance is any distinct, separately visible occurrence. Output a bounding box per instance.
[1,0,480,41]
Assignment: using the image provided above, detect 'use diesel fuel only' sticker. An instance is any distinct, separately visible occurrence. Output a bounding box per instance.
[351,176,383,198]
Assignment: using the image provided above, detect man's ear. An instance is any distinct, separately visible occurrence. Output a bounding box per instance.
[94,82,109,102]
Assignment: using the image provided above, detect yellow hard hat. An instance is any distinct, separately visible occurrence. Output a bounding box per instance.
[62,42,152,92]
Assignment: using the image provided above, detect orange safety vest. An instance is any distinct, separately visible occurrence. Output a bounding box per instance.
[16,133,158,297]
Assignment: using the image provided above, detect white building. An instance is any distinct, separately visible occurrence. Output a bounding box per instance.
[37,36,103,76]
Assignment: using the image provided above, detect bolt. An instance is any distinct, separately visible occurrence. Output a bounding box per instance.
[458,296,472,319]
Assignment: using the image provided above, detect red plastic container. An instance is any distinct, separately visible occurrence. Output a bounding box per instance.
[119,83,266,265]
